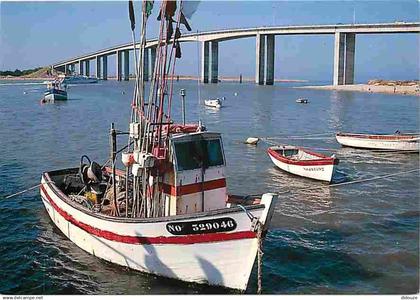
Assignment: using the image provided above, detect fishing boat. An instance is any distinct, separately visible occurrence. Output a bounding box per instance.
[60,74,98,84]
[336,132,420,152]
[43,80,67,102]
[204,98,223,108]
[296,98,309,104]
[267,145,339,182]
[40,1,277,291]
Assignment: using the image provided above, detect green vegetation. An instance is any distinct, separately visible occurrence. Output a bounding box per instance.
[0,67,45,77]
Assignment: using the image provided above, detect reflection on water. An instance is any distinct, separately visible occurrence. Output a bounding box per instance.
[0,80,418,294]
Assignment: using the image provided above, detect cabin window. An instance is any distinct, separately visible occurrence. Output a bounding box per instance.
[174,138,224,171]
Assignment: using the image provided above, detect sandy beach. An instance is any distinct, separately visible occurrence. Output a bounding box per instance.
[296,83,420,96]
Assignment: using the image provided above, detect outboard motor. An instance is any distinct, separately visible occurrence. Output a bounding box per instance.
[80,155,102,184]
[79,155,106,205]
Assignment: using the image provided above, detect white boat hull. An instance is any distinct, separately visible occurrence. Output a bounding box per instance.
[268,151,336,182]
[204,99,222,108]
[40,174,276,291]
[336,134,419,151]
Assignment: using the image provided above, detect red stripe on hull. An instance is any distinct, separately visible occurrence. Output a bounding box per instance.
[336,133,419,141]
[40,184,255,245]
[161,178,226,196]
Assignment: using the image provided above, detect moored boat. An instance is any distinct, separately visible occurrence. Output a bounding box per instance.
[267,145,339,182]
[39,1,277,291]
[204,98,223,108]
[43,81,67,102]
[60,74,98,84]
[336,132,419,152]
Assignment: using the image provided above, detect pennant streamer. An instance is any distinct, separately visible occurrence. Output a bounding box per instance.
[128,0,135,30]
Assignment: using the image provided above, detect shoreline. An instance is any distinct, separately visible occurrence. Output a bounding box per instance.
[296,83,420,96]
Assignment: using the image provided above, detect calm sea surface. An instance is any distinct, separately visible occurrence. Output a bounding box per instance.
[0,79,418,294]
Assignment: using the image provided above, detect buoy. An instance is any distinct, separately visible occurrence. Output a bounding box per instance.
[23,91,27,95]
[245,137,259,145]
[234,92,238,96]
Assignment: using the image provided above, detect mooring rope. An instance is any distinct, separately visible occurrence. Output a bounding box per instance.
[264,136,335,141]
[3,181,53,199]
[262,132,335,139]
[238,204,264,294]
[256,221,264,294]
[328,169,419,188]
[269,169,419,196]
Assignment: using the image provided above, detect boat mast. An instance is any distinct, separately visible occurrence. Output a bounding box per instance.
[126,0,186,218]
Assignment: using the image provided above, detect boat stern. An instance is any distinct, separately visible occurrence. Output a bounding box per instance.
[258,193,278,232]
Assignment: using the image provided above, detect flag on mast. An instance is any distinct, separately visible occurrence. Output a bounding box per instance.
[182,0,200,19]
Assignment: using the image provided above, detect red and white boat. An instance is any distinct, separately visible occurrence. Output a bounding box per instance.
[267,145,339,183]
[336,132,419,152]
[39,1,277,292]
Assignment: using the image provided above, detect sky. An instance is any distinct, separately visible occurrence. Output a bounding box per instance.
[0,0,418,82]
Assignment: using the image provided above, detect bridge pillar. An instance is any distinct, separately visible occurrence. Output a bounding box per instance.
[143,48,149,81]
[255,34,265,85]
[102,56,108,80]
[70,64,76,75]
[96,56,101,79]
[65,64,70,75]
[85,60,90,77]
[201,41,209,83]
[344,33,355,84]
[333,32,345,85]
[333,32,356,85]
[266,35,275,85]
[210,41,219,83]
[124,50,130,81]
[116,51,122,81]
[256,34,276,85]
[79,60,84,75]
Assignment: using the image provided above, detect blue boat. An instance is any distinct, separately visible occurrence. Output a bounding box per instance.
[60,74,98,84]
[43,81,68,102]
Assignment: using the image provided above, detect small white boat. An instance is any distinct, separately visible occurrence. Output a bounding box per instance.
[336,132,420,152]
[267,145,339,182]
[204,98,223,108]
[296,98,309,104]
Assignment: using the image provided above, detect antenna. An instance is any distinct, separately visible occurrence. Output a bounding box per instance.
[353,7,356,24]
[196,29,202,124]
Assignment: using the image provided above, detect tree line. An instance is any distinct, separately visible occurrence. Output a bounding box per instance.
[0,67,43,77]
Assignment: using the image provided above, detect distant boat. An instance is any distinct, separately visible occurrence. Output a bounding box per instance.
[60,74,98,84]
[204,97,224,108]
[296,98,309,104]
[336,132,419,152]
[43,81,67,102]
[267,145,339,182]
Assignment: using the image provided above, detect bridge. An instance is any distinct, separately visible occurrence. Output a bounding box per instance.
[52,22,420,85]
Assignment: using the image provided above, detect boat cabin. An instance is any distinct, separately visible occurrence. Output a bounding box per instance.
[162,131,227,216]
